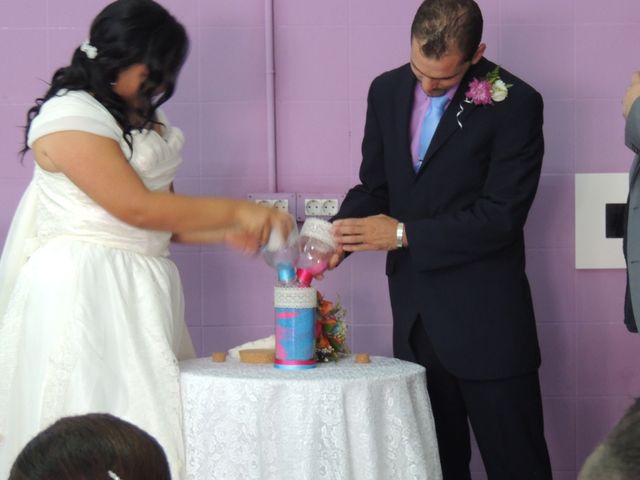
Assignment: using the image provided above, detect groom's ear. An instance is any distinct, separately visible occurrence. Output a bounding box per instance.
[470,43,486,65]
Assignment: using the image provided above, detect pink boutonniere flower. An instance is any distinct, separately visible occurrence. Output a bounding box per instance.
[457,66,512,127]
[465,77,493,105]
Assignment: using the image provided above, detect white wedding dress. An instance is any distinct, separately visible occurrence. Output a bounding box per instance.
[0,91,195,479]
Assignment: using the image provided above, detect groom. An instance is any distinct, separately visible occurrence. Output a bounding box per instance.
[330,0,552,478]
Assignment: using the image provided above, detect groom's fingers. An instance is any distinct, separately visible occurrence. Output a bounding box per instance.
[338,234,365,244]
[332,219,366,242]
[342,242,377,252]
[327,250,345,270]
[334,229,365,244]
[333,217,395,250]
[332,219,364,234]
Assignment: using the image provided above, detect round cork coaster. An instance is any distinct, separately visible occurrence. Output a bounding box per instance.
[239,348,276,364]
[355,353,370,364]
[211,352,227,363]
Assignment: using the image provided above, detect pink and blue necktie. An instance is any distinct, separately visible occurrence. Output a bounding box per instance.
[415,95,449,172]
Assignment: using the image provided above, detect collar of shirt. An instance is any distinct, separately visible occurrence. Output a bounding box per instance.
[410,83,460,163]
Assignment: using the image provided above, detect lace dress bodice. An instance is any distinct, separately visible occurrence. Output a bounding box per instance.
[28,90,184,256]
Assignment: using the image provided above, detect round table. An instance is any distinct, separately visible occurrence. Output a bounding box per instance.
[179,355,442,480]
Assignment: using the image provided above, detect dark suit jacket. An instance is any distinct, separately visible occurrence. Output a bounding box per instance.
[623,97,640,333]
[335,57,544,380]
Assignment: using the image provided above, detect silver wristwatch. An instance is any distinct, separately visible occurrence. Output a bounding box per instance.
[395,222,405,249]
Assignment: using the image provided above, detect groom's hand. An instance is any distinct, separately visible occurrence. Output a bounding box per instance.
[332,214,400,252]
[313,247,345,281]
[623,71,640,119]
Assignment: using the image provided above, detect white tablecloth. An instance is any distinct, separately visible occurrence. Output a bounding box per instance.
[179,355,442,480]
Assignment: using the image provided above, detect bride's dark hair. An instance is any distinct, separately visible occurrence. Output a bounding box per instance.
[21,0,189,156]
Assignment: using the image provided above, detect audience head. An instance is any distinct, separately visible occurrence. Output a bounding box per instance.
[578,398,640,480]
[9,413,171,480]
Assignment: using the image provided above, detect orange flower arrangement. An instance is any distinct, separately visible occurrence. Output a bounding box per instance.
[315,291,349,362]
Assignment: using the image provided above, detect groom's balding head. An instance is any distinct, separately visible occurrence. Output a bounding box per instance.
[411,0,483,62]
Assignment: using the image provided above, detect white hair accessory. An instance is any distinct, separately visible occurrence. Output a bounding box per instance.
[80,40,98,59]
[107,470,122,480]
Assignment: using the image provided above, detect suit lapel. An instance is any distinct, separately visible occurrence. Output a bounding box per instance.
[630,155,640,188]
[418,58,493,174]
[395,65,419,179]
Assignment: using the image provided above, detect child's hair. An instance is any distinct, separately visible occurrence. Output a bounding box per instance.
[21,0,189,156]
[9,413,171,480]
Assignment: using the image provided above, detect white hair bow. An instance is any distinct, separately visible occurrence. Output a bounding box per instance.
[80,40,98,59]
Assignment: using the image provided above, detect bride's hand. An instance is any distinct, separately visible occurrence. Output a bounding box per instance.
[234,202,295,249]
[222,229,262,255]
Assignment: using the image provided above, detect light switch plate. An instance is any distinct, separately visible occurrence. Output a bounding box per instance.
[575,173,628,269]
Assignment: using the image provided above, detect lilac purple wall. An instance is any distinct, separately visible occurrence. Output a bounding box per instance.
[1,0,640,477]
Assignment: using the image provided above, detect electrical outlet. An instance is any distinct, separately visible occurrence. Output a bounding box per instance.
[272,199,289,213]
[296,193,344,221]
[304,199,323,217]
[321,199,339,217]
[247,193,296,216]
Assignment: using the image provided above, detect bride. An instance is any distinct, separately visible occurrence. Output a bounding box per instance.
[0,1,293,478]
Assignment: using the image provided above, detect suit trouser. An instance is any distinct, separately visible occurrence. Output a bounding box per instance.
[409,318,552,480]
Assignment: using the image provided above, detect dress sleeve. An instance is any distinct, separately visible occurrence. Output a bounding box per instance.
[27,90,122,147]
